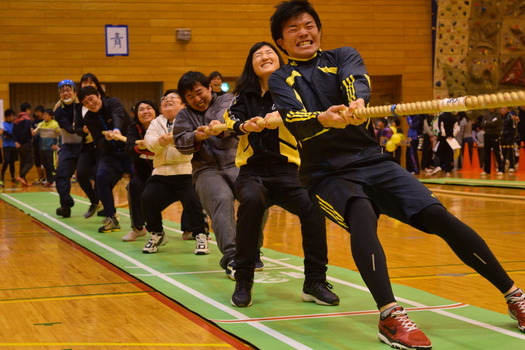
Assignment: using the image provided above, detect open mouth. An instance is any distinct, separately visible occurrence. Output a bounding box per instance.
[298,40,313,47]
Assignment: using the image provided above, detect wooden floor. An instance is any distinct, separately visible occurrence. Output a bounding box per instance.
[1,167,524,348]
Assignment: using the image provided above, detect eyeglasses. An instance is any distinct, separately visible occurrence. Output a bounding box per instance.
[161,94,180,103]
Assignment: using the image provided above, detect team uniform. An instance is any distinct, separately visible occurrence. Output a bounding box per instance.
[225,89,334,299]
[268,47,441,229]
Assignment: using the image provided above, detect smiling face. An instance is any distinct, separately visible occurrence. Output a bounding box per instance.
[160,93,185,120]
[59,85,77,105]
[252,45,281,80]
[81,93,103,113]
[183,82,213,112]
[136,103,156,127]
[277,12,321,59]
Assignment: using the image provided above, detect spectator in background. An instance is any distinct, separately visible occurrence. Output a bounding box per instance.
[33,108,60,186]
[209,71,226,95]
[1,109,18,187]
[406,114,425,175]
[500,106,519,173]
[31,105,46,184]
[481,108,504,175]
[13,102,34,186]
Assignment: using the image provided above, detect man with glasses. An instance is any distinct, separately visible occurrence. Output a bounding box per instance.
[54,80,84,217]
[77,85,131,233]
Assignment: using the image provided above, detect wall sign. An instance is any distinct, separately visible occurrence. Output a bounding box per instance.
[105,25,129,56]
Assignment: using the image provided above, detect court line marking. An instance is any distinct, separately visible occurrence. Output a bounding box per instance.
[212,302,468,323]
[3,193,312,350]
[5,193,525,343]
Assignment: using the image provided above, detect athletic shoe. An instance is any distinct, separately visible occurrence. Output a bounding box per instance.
[255,251,264,271]
[497,171,504,176]
[429,166,441,175]
[231,279,253,307]
[302,281,340,306]
[121,227,147,242]
[378,306,432,350]
[509,168,516,173]
[43,181,55,187]
[56,206,71,218]
[181,231,195,240]
[32,178,44,185]
[195,233,210,255]
[98,216,120,233]
[84,203,102,219]
[507,291,525,332]
[142,232,168,254]
[225,260,236,281]
[16,176,30,187]
[481,171,489,176]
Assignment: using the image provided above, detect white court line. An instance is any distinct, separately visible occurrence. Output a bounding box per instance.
[3,193,313,350]
[6,192,525,342]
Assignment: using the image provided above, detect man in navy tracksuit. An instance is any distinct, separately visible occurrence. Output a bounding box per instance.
[77,85,131,233]
[268,1,525,348]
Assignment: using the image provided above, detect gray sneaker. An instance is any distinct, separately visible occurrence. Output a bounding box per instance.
[142,232,168,254]
[98,216,120,233]
[194,233,210,255]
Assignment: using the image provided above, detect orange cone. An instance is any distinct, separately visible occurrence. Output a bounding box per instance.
[471,143,481,169]
[459,143,472,172]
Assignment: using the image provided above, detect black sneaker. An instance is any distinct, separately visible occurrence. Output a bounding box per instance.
[302,281,340,306]
[56,206,71,218]
[255,250,264,271]
[84,203,101,219]
[231,279,253,307]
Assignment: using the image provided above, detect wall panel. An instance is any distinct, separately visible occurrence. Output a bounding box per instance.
[1,0,433,109]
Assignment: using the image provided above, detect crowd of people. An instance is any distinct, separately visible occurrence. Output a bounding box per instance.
[373,106,525,177]
[2,1,525,349]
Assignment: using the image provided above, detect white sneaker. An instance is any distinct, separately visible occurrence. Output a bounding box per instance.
[194,233,210,255]
[122,227,147,242]
[142,232,168,254]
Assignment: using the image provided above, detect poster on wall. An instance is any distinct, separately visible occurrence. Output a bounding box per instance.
[105,25,129,57]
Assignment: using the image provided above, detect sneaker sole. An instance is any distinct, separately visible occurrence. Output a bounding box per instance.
[508,309,525,332]
[195,250,210,255]
[301,292,339,306]
[98,228,121,233]
[142,237,168,254]
[378,331,432,350]
[230,298,252,307]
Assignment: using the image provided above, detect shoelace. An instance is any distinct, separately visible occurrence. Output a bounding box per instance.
[391,310,419,332]
[509,294,525,313]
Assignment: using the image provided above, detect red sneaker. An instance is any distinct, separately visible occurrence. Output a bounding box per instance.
[507,292,525,332]
[378,307,432,349]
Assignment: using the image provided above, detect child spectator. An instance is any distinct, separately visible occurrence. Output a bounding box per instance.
[33,108,61,186]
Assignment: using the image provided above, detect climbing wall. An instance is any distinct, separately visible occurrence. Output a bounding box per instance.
[434,0,525,99]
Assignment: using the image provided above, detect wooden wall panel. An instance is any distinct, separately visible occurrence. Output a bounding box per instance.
[1,0,433,109]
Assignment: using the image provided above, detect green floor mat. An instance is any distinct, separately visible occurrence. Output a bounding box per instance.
[3,192,525,349]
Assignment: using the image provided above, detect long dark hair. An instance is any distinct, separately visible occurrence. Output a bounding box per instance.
[234,42,284,95]
[80,73,106,97]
